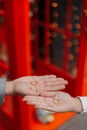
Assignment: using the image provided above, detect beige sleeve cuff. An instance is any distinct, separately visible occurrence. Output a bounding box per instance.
[78,96,87,113]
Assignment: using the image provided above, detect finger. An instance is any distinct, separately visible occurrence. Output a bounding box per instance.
[22,95,44,102]
[26,97,47,106]
[57,78,67,81]
[57,78,68,85]
[26,97,52,107]
[24,96,55,108]
[27,75,56,80]
[44,79,68,86]
[30,75,57,82]
[23,96,54,107]
[39,75,56,79]
[44,85,65,91]
[27,101,46,106]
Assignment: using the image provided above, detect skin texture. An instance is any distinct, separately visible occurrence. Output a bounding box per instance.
[5,75,68,96]
[23,91,83,113]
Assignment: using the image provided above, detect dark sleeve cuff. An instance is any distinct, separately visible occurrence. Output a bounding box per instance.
[0,78,6,106]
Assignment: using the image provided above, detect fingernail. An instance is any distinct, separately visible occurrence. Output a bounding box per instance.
[22,98,26,101]
[22,97,28,101]
[65,81,68,84]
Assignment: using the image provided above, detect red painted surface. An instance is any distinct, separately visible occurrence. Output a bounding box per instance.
[0,0,31,130]
[0,0,87,130]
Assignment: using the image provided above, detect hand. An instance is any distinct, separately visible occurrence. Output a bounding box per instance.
[23,91,83,113]
[6,75,68,96]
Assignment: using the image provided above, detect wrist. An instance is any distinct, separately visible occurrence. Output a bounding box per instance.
[72,97,83,113]
[6,81,15,95]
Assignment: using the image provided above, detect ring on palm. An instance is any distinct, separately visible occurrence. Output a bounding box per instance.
[53,99,59,104]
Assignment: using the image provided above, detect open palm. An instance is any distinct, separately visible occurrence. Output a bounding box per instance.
[23,91,81,113]
[13,75,68,96]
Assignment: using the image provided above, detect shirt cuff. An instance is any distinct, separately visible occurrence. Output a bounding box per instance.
[78,97,87,113]
[0,78,6,106]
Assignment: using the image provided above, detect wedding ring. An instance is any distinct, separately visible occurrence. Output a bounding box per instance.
[31,81,37,85]
[53,99,59,104]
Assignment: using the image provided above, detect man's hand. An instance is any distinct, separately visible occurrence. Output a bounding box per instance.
[22,91,82,113]
[6,75,68,96]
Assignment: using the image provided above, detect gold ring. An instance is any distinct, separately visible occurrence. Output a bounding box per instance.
[53,99,59,104]
[31,81,37,85]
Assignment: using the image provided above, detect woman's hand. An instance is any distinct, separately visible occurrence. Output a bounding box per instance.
[23,91,82,113]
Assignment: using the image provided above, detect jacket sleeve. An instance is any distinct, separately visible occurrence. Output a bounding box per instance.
[0,78,6,106]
